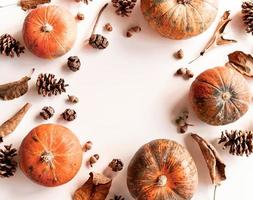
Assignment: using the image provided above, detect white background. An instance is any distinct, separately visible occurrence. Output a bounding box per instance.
[0,0,252,199]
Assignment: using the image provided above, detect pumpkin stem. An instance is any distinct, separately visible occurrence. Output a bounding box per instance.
[90,3,108,36]
[221,92,231,101]
[41,23,53,33]
[157,175,167,187]
[40,151,54,164]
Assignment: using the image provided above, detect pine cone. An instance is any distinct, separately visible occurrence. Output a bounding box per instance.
[89,34,109,49]
[0,145,17,178]
[242,1,253,35]
[112,0,137,17]
[218,130,253,156]
[40,106,55,120]
[67,56,81,72]
[62,109,77,121]
[0,34,25,57]
[36,73,69,97]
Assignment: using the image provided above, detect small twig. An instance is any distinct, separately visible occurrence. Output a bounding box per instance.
[189,55,201,64]
[91,3,108,36]
[213,185,218,200]
[188,11,236,64]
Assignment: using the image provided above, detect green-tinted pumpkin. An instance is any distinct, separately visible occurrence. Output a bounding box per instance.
[190,66,251,126]
[141,0,218,40]
[127,139,198,200]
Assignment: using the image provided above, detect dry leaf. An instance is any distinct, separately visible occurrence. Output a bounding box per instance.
[227,51,253,77]
[73,172,112,200]
[0,69,33,101]
[190,11,237,64]
[0,103,31,139]
[191,133,226,185]
[20,0,51,11]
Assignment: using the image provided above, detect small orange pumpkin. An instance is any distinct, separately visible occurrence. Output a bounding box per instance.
[22,5,77,59]
[127,139,198,200]
[190,66,251,126]
[141,0,218,40]
[19,124,82,187]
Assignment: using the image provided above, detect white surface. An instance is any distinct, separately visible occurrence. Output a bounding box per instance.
[0,0,252,199]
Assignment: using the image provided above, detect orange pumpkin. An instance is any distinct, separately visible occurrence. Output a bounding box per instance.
[141,0,218,40]
[190,66,251,126]
[19,124,82,187]
[127,139,198,200]
[22,5,77,59]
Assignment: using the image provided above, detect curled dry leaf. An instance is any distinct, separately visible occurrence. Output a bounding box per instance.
[73,172,112,200]
[0,103,31,140]
[191,133,226,185]
[190,11,237,64]
[20,0,51,11]
[0,69,34,101]
[227,51,253,77]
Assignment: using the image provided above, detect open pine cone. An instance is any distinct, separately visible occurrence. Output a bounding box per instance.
[0,145,17,178]
[36,73,69,97]
[242,1,253,35]
[219,130,253,156]
[0,34,25,57]
[112,0,137,17]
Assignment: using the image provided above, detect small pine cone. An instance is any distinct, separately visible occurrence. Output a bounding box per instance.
[242,1,253,34]
[218,130,253,156]
[67,56,81,72]
[112,0,137,17]
[0,145,17,178]
[0,34,25,57]
[109,159,124,172]
[36,73,69,97]
[62,109,77,121]
[40,106,55,120]
[89,34,109,49]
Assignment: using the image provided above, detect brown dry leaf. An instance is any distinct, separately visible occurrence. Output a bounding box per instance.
[20,0,51,11]
[227,51,253,77]
[0,103,31,139]
[73,172,112,200]
[190,11,237,64]
[191,133,226,185]
[0,69,34,101]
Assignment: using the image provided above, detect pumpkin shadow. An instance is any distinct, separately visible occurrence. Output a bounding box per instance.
[230,11,252,46]
[230,12,246,36]
[104,155,133,199]
[2,139,47,197]
[184,134,211,187]
[169,92,188,126]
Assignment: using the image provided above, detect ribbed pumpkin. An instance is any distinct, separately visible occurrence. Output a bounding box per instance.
[141,0,218,40]
[127,139,198,200]
[23,5,77,59]
[19,124,82,187]
[190,66,251,126]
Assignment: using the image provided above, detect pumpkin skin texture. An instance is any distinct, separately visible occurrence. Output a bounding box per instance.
[127,139,198,200]
[23,5,77,59]
[190,66,251,126]
[19,124,82,187]
[141,0,218,40]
